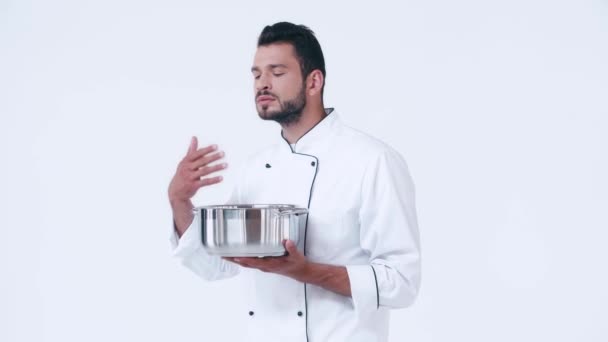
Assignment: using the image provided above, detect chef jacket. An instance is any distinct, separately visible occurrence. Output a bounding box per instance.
[170,108,421,342]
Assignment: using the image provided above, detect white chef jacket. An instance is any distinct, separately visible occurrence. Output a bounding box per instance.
[170,108,421,342]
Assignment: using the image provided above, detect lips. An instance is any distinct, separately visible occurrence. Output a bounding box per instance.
[257,95,275,104]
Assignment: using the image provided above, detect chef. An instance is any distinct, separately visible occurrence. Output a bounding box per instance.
[168,22,421,342]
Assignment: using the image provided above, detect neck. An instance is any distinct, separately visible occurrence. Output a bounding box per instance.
[281,105,327,144]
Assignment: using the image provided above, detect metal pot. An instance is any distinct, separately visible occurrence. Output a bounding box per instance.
[193,204,309,257]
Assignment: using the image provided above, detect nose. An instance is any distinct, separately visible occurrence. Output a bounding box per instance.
[255,73,271,93]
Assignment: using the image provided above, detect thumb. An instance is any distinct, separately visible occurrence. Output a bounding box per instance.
[284,240,299,255]
[188,136,198,154]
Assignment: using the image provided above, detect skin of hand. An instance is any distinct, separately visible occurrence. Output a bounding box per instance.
[224,240,352,297]
[168,136,227,236]
[224,240,307,278]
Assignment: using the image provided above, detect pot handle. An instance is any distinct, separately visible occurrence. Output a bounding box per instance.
[276,208,308,216]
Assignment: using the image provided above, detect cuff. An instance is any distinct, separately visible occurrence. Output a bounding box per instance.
[169,217,201,259]
[346,264,379,316]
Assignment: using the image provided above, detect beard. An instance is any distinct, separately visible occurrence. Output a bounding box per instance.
[256,84,306,126]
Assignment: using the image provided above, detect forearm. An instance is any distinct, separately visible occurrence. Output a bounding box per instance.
[294,262,352,298]
[170,198,194,237]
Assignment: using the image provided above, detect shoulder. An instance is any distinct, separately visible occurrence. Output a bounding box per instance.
[334,122,416,194]
[334,120,407,166]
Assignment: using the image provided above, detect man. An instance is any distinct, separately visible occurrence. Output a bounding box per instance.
[168,22,421,342]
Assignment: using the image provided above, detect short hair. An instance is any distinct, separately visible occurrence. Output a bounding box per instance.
[257,22,326,90]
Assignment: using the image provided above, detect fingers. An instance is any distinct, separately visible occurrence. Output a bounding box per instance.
[186,144,218,162]
[197,176,223,188]
[223,257,241,265]
[170,138,226,202]
[223,256,281,271]
[191,151,226,170]
[192,162,228,180]
[224,257,256,269]
[284,240,299,256]
[188,136,198,154]
[239,259,270,272]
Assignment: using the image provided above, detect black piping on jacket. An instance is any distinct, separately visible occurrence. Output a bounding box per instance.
[279,112,333,342]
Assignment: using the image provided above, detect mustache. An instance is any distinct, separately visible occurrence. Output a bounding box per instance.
[256,90,277,99]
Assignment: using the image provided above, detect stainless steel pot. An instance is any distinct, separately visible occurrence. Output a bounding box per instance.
[194,204,309,257]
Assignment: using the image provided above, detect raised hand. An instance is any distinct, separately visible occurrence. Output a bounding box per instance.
[168,136,228,236]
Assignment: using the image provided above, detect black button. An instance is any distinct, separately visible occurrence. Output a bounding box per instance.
[249,311,254,316]
[265,163,271,168]
[311,161,316,167]
[297,311,303,317]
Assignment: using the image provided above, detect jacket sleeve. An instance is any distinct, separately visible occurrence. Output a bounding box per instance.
[345,147,421,315]
[169,213,240,281]
[168,174,245,281]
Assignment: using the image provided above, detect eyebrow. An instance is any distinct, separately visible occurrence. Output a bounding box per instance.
[250,64,288,73]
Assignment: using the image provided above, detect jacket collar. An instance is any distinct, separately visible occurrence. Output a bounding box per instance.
[279,108,338,154]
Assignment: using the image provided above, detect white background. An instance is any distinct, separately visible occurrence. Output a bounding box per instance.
[1,0,607,341]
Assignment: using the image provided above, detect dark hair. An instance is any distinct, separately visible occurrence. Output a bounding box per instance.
[257,22,326,91]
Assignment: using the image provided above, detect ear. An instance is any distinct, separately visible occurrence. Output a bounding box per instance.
[306,70,325,96]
